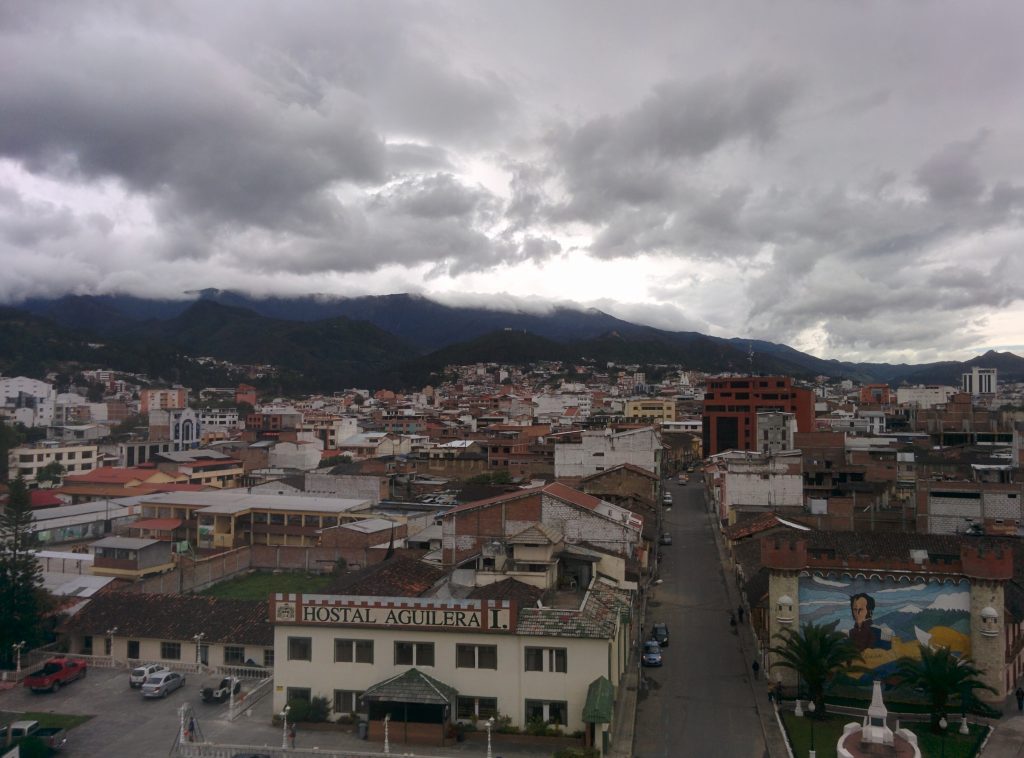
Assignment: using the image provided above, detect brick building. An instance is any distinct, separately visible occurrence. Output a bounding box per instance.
[702,376,814,457]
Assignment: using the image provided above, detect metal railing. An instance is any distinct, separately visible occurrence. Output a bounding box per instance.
[176,743,392,758]
[228,675,273,721]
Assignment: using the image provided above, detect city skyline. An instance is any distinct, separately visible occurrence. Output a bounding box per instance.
[2,2,1023,364]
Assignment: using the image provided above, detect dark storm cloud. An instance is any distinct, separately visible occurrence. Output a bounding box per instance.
[545,70,801,223]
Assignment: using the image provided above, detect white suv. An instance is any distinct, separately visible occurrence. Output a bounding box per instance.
[129,663,168,688]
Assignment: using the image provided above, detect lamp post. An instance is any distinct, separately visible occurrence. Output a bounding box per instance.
[939,716,948,758]
[486,716,495,758]
[280,705,290,749]
[106,626,118,660]
[807,700,816,758]
[383,713,391,755]
[193,632,205,667]
[13,641,25,675]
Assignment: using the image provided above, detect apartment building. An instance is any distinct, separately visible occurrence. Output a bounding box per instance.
[8,442,98,483]
[702,376,814,457]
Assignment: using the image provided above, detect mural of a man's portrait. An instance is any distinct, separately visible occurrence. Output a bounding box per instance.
[799,576,971,679]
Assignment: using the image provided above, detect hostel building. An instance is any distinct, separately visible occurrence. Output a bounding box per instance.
[270,575,632,752]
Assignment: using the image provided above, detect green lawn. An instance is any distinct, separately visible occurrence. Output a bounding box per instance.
[200,571,334,600]
[781,712,985,758]
[21,713,92,730]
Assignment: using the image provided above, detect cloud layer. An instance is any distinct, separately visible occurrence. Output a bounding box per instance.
[1,1,1022,362]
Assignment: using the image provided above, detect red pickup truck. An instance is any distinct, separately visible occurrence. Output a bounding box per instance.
[23,657,88,693]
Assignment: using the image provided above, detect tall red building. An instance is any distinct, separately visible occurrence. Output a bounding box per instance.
[702,376,815,456]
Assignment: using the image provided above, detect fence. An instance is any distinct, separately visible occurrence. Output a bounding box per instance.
[127,547,254,594]
[0,642,60,682]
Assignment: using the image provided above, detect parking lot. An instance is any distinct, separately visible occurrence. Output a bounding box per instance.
[0,666,281,757]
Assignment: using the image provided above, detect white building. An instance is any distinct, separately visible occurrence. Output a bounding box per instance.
[8,442,98,483]
[895,385,957,409]
[553,428,661,478]
[270,574,631,748]
[0,376,56,427]
[963,367,997,396]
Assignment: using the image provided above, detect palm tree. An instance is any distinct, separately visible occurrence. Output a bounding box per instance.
[895,645,995,732]
[769,620,863,717]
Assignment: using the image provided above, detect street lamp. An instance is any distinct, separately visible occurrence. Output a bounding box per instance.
[383,712,391,755]
[807,700,816,758]
[486,716,495,758]
[106,627,118,659]
[280,705,290,749]
[939,716,948,758]
[193,632,205,667]
[13,641,25,675]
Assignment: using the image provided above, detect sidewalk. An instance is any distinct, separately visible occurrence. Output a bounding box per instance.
[705,493,790,758]
[606,655,639,757]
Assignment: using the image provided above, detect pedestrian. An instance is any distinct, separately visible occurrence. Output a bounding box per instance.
[289,724,296,748]
[737,605,745,623]
[767,682,774,704]
[729,612,737,628]
[752,659,760,680]
[187,716,196,742]
[1016,687,1024,712]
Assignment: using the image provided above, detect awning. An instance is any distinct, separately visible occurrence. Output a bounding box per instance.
[582,676,614,723]
[361,668,458,705]
[128,518,183,531]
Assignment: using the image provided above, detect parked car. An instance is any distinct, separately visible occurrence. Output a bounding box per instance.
[7,719,68,752]
[141,670,186,698]
[659,532,672,546]
[23,657,88,693]
[129,663,168,688]
[651,622,670,647]
[201,675,241,703]
[641,640,663,667]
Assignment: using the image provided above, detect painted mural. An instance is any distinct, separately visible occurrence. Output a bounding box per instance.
[798,575,971,678]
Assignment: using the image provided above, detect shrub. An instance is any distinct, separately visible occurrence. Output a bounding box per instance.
[307,695,330,723]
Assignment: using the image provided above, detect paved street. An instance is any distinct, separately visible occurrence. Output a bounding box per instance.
[633,480,768,758]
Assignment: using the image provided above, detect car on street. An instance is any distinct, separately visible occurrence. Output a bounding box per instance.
[659,532,672,546]
[641,640,663,667]
[662,493,672,505]
[141,670,186,698]
[130,663,168,688]
[651,622,670,647]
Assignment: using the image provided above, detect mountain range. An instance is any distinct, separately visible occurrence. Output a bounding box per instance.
[4,291,1022,393]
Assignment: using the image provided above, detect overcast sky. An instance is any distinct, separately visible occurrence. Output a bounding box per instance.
[2,1,1022,364]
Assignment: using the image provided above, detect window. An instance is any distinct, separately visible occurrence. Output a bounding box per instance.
[456,644,497,670]
[524,647,567,673]
[288,637,312,661]
[263,648,275,667]
[286,687,311,704]
[333,689,363,714]
[525,699,568,725]
[457,696,498,720]
[394,641,434,666]
[335,639,374,664]
[82,635,93,654]
[224,645,245,665]
[128,640,140,659]
[104,637,112,656]
[161,641,181,660]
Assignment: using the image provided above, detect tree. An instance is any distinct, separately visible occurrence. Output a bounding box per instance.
[0,477,46,667]
[769,620,863,717]
[0,421,27,482]
[35,461,65,487]
[895,645,995,731]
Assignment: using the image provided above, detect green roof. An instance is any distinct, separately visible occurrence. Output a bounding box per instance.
[361,668,458,705]
[582,676,614,723]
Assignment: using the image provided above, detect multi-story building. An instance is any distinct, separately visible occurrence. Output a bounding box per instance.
[0,376,56,427]
[963,367,997,397]
[553,428,661,478]
[140,387,189,413]
[624,398,676,423]
[895,385,957,409]
[8,442,98,483]
[702,376,814,457]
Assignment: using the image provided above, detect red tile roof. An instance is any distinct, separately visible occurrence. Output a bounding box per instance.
[29,490,64,508]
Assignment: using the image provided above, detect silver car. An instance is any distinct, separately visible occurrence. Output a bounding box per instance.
[141,670,186,698]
